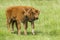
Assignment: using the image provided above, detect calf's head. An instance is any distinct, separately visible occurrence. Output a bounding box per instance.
[23,8,40,22]
[32,8,40,20]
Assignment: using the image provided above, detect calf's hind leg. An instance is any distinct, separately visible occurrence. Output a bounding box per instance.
[7,19,11,32]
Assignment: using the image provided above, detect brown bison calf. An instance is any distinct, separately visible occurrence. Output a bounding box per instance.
[6,6,40,35]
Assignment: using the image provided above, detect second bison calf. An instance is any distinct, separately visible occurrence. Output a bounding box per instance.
[6,6,40,35]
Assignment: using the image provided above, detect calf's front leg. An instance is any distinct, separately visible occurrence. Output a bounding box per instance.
[11,21,15,33]
[23,22,28,35]
[31,21,35,35]
[17,20,21,35]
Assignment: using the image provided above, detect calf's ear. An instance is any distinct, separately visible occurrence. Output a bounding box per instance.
[35,10,40,13]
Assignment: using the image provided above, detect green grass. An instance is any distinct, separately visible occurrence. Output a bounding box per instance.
[0,0,60,40]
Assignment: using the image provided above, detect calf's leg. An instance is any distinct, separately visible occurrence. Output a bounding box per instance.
[31,21,35,35]
[23,22,28,35]
[17,20,21,35]
[11,21,15,33]
[7,19,11,32]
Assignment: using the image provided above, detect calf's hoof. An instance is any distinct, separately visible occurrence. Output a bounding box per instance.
[32,32,35,35]
[24,32,27,35]
[11,31,14,33]
[17,33,21,35]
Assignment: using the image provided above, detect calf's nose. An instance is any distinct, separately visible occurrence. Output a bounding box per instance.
[35,15,38,20]
[36,17,38,19]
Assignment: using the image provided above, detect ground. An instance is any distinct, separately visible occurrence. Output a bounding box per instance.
[0,0,60,40]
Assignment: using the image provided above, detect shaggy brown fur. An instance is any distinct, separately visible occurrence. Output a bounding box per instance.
[6,6,40,35]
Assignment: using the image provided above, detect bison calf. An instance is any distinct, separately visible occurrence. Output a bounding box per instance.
[6,6,40,35]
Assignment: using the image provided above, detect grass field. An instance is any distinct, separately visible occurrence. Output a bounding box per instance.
[0,0,60,40]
